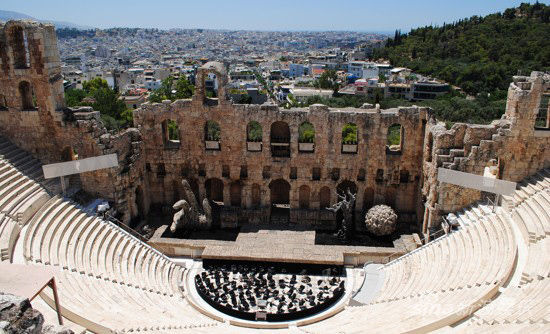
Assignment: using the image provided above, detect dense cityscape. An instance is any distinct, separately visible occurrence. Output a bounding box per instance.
[0,1,548,333]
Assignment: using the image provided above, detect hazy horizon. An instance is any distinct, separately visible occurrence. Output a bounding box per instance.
[1,0,547,32]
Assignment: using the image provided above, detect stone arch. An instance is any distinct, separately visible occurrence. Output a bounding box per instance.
[363,187,374,211]
[205,178,224,202]
[8,25,30,69]
[385,186,397,208]
[251,183,261,208]
[195,62,228,105]
[19,81,35,110]
[247,121,263,142]
[298,185,310,209]
[319,186,331,209]
[270,121,291,157]
[135,185,145,219]
[269,179,290,205]
[426,132,433,162]
[387,123,404,152]
[162,119,180,147]
[61,146,76,161]
[337,180,357,196]
[270,121,290,143]
[230,182,242,207]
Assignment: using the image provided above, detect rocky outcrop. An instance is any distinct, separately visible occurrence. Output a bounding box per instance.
[0,293,73,334]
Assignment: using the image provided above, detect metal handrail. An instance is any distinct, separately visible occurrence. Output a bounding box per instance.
[102,213,171,262]
[0,211,22,223]
[381,227,448,267]
[485,195,499,213]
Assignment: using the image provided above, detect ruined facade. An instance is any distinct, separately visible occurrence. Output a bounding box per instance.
[134,62,428,229]
[0,20,549,235]
[0,21,146,223]
[422,71,550,234]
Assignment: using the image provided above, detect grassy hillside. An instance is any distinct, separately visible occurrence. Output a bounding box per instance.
[374,2,550,96]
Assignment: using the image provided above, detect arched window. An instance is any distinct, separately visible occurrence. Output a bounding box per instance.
[299,185,310,209]
[19,81,36,110]
[363,188,374,211]
[298,122,315,153]
[247,121,263,152]
[9,26,30,69]
[251,183,261,208]
[247,121,263,142]
[269,179,290,205]
[341,123,358,153]
[270,121,290,157]
[230,182,242,207]
[135,186,145,220]
[205,120,221,150]
[205,178,224,202]
[162,119,180,148]
[319,186,331,208]
[426,132,433,162]
[387,123,404,153]
[205,73,218,98]
[0,95,7,110]
[61,146,77,161]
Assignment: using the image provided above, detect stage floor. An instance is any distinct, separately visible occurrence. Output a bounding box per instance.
[151,226,418,265]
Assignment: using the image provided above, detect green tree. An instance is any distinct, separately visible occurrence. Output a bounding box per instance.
[205,121,221,141]
[315,69,339,92]
[64,88,87,107]
[247,121,262,142]
[298,122,315,143]
[342,123,358,144]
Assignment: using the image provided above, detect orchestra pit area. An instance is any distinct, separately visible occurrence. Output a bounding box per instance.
[194,260,345,322]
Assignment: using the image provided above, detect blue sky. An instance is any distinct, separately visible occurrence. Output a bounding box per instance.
[1,0,547,31]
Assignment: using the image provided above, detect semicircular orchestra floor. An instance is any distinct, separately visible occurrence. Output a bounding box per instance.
[194,260,346,322]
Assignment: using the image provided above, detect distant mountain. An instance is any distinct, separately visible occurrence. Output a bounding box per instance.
[0,10,94,30]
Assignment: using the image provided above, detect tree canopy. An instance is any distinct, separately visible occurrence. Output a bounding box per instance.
[374,2,550,96]
[148,76,195,103]
[65,77,131,131]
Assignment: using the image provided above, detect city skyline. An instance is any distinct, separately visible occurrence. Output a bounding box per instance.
[1,0,546,32]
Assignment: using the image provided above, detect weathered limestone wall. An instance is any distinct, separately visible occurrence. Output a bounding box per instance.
[134,65,429,229]
[0,21,65,163]
[0,21,147,224]
[421,72,550,234]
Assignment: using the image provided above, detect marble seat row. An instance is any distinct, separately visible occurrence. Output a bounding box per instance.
[304,170,550,333]
[24,196,184,297]
[372,206,516,302]
[0,138,53,261]
[35,265,218,333]
[452,172,550,329]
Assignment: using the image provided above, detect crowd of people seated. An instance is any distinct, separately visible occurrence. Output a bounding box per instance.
[195,261,345,321]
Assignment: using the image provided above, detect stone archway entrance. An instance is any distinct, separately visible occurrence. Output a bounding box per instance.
[269,179,290,224]
[205,178,224,203]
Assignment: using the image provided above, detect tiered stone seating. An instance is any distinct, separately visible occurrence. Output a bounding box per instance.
[451,170,550,330]
[21,194,217,332]
[0,137,53,261]
[302,201,517,333]
[372,206,515,303]
[35,267,218,333]
[24,196,185,297]
[0,139,214,332]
